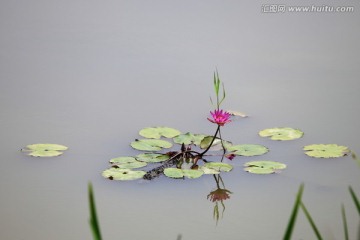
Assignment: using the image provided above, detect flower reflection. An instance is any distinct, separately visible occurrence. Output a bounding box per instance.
[207,188,232,202]
[207,174,232,224]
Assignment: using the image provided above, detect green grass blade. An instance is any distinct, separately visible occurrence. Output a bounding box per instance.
[213,72,220,97]
[349,186,360,216]
[283,183,304,240]
[341,204,349,240]
[300,202,323,240]
[88,183,102,240]
[351,151,360,168]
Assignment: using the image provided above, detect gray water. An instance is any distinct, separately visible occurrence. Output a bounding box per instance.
[1,1,360,239]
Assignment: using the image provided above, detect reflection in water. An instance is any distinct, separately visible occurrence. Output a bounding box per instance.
[207,174,232,224]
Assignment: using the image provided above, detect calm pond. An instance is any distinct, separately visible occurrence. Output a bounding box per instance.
[1,1,359,239]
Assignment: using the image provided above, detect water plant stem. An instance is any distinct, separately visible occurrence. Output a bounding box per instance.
[199,125,221,158]
[217,128,227,156]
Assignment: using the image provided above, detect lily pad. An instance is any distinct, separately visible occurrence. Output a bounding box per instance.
[203,162,233,172]
[112,161,147,169]
[244,160,286,174]
[130,139,172,151]
[199,166,220,174]
[259,127,304,141]
[109,157,137,164]
[135,153,170,163]
[139,127,181,139]
[22,143,68,157]
[102,168,146,180]
[227,144,269,156]
[303,144,350,158]
[164,168,204,179]
[200,136,232,151]
[173,132,206,145]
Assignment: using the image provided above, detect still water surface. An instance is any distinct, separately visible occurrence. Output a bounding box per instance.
[0,1,359,239]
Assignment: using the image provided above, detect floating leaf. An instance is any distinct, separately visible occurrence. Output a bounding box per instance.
[173,132,206,145]
[22,143,68,157]
[130,139,172,151]
[227,110,248,118]
[227,144,269,156]
[112,161,147,169]
[109,157,137,164]
[303,144,350,158]
[163,168,184,178]
[102,168,146,180]
[135,153,170,163]
[199,166,220,174]
[259,127,304,141]
[203,162,233,172]
[200,136,232,151]
[182,169,204,179]
[244,160,286,174]
[164,168,203,179]
[139,127,181,139]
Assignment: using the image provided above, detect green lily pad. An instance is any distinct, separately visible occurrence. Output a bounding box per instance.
[173,132,206,145]
[163,168,184,178]
[102,168,146,180]
[139,127,181,139]
[164,168,204,179]
[244,167,276,174]
[135,153,170,163]
[244,160,286,174]
[259,127,304,141]
[109,157,137,164]
[22,143,68,157]
[227,144,269,156]
[200,136,232,151]
[110,156,148,169]
[303,144,350,158]
[199,166,220,174]
[130,139,172,151]
[203,162,233,172]
[112,161,147,169]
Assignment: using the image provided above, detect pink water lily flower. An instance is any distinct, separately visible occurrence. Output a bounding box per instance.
[207,109,232,126]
